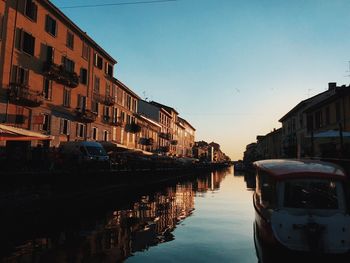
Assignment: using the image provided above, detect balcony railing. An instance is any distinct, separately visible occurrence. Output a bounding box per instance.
[170,140,178,145]
[125,122,141,133]
[75,108,97,123]
[139,137,154,146]
[159,132,171,140]
[93,92,115,106]
[43,61,79,88]
[110,117,123,127]
[8,83,43,107]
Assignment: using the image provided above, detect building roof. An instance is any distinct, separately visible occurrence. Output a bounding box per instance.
[136,114,162,128]
[278,88,334,122]
[253,159,346,180]
[40,0,116,64]
[150,101,179,115]
[304,85,350,113]
[178,117,196,131]
[113,78,140,99]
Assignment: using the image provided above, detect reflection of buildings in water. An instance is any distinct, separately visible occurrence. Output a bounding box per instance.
[244,172,256,191]
[196,170,227,193]
[5,183,195,262]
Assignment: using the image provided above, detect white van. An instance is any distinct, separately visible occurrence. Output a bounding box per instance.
[59,141,110,169]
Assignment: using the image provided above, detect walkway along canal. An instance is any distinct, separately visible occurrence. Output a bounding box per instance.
[0,167,258,262]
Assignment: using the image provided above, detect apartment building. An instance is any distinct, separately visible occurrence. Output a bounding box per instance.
[112,79,140,149]
[177,117,195,157]
[0,0,116,148]
[149,101,179,155]
[135,113,161,152]
[303,84,350,157]
[138,99,172,154]
[279,83,336,158]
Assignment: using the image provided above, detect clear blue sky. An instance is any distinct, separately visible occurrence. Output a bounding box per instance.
[53,0,350,160]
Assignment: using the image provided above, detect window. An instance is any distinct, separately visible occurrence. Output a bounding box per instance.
[132,99,137,112]
[103,130,109,141]
[80,68,88,85]
[105,62,113,77]
[315,111,323,129]
[63,88,71,107]
[121,111,125,122]
[127,114,131,124]
[77,95,86,110]
[45,45,54,63]
[325,107,331,125]
[92,101,99,114]
[103,106,110,121]
[60,118,70,135]
[126,95,131,110]
[77,123,86,138]
[284,179,338,210]
[256,171,276,208]
[94,76,100,93]
[66,31,74,49]
[113,108,118,123]
[306,115,313,133]
[24,0,38,21]
[92,127,98,140]
[11,65,29,85]
[45,15,57,36]
[94,53,103,69]
[82,42,89,60]
[43,78,52,100]
[42,114,51,132]
[106,83,111,96]
[335,102,341,122]
[15,28,35,56]
[62,57,75,72]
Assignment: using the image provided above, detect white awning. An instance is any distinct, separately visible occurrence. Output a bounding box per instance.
[0,124,51,141]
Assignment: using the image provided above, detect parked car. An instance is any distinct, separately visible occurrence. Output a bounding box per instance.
[59,141,110,170]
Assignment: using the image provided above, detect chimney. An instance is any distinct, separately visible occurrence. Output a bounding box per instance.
[328,82,337,90]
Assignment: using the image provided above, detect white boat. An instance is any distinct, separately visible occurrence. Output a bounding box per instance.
[253,159,350,262]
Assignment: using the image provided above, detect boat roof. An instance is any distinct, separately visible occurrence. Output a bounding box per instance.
[253,159,346,180]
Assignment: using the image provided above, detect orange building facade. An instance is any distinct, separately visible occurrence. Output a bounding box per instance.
[0,0,196,156]
[0,0,116,147]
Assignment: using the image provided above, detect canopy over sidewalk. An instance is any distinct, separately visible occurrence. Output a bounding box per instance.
[307,130,350,138]
[0,124,51,141]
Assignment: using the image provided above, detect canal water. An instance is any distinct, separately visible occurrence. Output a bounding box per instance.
[1,167,258,262]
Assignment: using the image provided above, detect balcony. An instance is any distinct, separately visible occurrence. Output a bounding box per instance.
[139,137,154,146]
[43,61,79,88]
[93,92,115,106]
[170,140,178,145]
[159,132,171,140]
[75,108,97,123]
[125,122,141,133]
[8,83,43,107]
[110,117,123,127]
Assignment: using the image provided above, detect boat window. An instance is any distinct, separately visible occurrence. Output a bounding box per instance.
[257,171,276,208]
[284,179,338,209]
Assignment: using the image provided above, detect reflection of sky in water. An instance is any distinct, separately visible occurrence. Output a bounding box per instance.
[127,169,257,263]
[2,168,257,262]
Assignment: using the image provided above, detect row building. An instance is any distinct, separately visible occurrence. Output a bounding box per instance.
[0,0,195,158]
[244,82,350,164]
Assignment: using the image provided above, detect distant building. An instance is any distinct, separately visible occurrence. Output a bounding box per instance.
[177,117,195,157]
